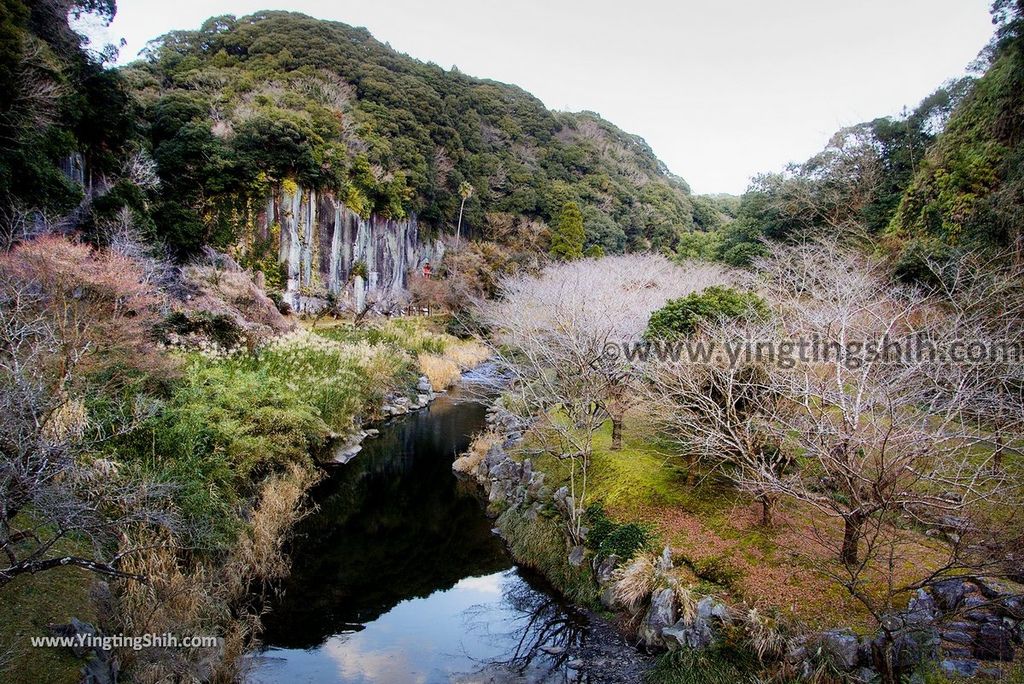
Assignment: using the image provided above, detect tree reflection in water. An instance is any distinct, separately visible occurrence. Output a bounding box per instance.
[460,570,589,683]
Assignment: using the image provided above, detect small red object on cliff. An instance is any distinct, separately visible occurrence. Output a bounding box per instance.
[422,261,432,278]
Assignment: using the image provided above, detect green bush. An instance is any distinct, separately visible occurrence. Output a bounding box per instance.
[584,503,616,550]
[114,359,330,545]
[645,286,767,339]
[585,503,652,561]
[599,523,652,560]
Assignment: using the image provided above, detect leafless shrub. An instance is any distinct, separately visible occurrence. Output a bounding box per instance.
[479,254,733,538]
[645,317,791,523]
[0,36,65,147]
[0,237,178,587]
[122,149,161,191]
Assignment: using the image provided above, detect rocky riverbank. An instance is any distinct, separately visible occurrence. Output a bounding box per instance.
[456,403,1024,682]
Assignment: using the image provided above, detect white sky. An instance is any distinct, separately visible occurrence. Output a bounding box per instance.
[98,0,995,194]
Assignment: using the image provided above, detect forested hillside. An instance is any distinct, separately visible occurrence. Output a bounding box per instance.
[888,0,1024,257]
[686,0,1024,276]
[0,0,136,236]
[118,11,721,257]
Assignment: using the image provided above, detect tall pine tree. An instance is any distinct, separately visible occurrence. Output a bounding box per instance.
[550,201,585,260]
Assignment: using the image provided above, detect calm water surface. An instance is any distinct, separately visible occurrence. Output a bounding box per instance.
[249,380,590,683]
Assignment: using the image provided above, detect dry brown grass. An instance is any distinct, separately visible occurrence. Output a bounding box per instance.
[674,584,699,624]
[221,463,318,598]
[444,339,491,368]
[419,339,491,389]
[453,430,501,474]
[612,554,658,613]
[418,352,461,389]
[112,464,319,683]
[740,606,787,660]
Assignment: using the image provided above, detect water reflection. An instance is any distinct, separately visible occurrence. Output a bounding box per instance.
[251,391,591,683]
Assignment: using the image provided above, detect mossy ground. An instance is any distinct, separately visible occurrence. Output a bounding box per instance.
[523,412,955,632]
[0,518,98,684]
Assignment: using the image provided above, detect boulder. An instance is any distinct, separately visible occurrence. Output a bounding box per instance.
[526,472,545,499]
[595,555,620,585]
[416,375,432,393]
[933,579,967,612]
[905,589,938,625]
[696,596,730,623]
[553,486,573,515]
[820,629,859,671]
[48,617,98,658]
[600,584,620,611]
[941,630,975,645]
[568,545,585,567]
[974,623,1015,661]
[656,547,673,573]
[940,659,979,678]
[638,588,677,648]
[662,620,713,651]
[784,636,807,665]
[484,444,506,471]
[892,628,939,671]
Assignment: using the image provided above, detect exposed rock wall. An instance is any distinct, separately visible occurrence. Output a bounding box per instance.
[259,184,443,310]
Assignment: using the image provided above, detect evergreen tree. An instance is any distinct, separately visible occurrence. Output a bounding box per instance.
[550,201,584,260]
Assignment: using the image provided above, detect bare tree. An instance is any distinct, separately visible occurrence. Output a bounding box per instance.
[0,36,65,149]
[0,238,178,587]
[745,242,1021,563]
[478,254,732,539]
[647,240,1023,682]
[645,318,790,524]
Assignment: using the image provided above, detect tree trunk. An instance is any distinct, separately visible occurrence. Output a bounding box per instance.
[610,414,623,451]
[841,514,863,566]
[760,495,775,527]
[456,197,466,247]
[871,635,898,684]
[994,435,1005,470]
[686,454,697,486]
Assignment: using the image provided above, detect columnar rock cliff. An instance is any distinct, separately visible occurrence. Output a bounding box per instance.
[258,184,443,309]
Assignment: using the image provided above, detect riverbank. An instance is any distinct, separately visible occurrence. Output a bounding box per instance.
[0,304,490,683]
[455,403,1024,683]
[250,374,652,684]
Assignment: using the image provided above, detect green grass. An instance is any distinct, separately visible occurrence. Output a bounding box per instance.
[529,419,692,515]
[113,323,422,548]
[496,505,598,607]
[311,316,457,356]
[646,643,762,684]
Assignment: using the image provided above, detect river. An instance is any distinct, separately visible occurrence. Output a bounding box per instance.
[248,378,615,683]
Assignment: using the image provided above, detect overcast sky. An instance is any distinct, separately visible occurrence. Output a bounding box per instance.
[97,0,995,194]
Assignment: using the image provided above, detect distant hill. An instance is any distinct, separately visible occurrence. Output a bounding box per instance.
[124,11,721,255]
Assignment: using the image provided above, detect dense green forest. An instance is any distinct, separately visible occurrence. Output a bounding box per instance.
[125,11,731,256]
[0,0,136,231]
[4,2,1023,271]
